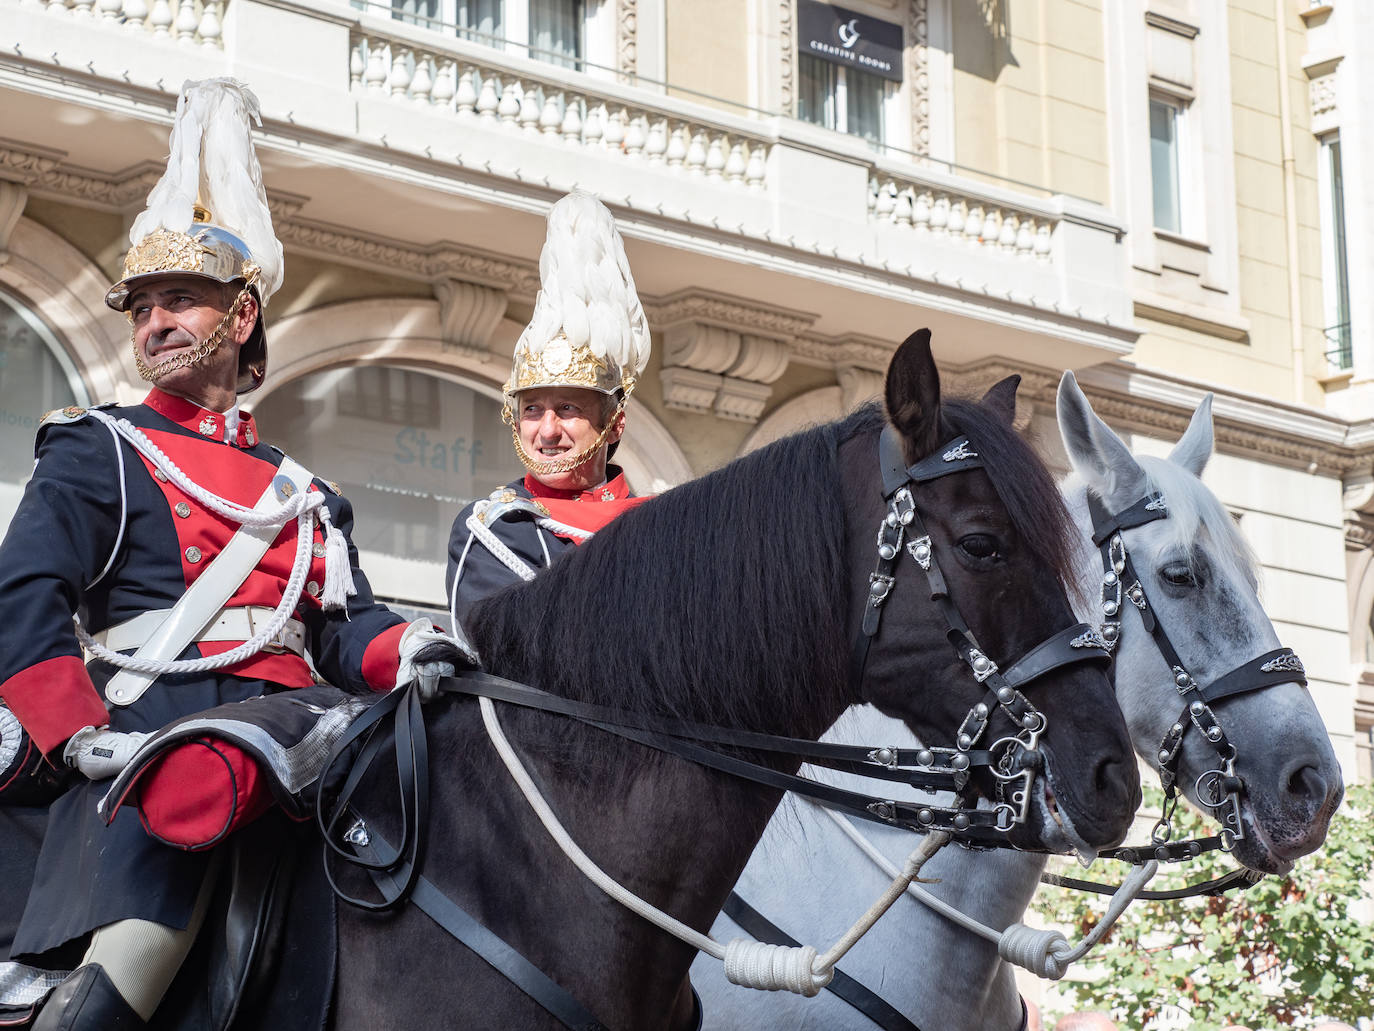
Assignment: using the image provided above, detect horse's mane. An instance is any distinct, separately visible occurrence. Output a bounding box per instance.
[468,407,864,736]
[1136,455,1260,590]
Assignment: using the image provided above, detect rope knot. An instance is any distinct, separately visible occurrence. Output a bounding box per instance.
[997,923,1073,980]
[723,940,831,997]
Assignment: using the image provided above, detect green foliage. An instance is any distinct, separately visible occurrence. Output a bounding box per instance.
[1033,783,1374,1029]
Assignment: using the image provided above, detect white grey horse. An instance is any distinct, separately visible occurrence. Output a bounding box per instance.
[691,372,1344,1031]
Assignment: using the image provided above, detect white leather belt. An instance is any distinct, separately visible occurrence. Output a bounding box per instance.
[92,607,307,658]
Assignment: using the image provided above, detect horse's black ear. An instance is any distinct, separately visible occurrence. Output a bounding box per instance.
[885,328,942,459]
[980,375,1020,426]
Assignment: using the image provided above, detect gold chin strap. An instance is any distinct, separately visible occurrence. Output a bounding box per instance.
[503,383,633,477]
[131,268,259,384]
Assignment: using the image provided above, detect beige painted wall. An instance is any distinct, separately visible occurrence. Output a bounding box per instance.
[951,0,1110,204]
[664,0,751,113]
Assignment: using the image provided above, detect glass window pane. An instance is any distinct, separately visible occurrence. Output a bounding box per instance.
[457,0,502,43]
[392,0,438,28]
[250,368,523,573]
[1327,138,1352,369]
[798,54,837,130]
[846,66,887,147]
[1149,97,1181,234]
[0,289,87,530]
[530,0,582,68]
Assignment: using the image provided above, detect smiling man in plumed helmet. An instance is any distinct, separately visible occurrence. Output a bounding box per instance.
[446,190,654,630]
[0,79,465,1029]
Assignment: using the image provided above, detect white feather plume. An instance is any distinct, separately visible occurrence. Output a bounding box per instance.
[518,190,651,379]
[129,78,284,306]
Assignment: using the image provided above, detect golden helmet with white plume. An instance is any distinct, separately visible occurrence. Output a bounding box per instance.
[105,78,284,395]
[503,190,652,475]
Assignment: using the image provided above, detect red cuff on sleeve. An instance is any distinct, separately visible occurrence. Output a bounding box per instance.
[0,655,109,756]
[360,622,408,693]
[135,738,276,851]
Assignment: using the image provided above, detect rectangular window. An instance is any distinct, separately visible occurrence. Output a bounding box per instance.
[798,53,889,147]
[1149,95,1182,234]
[1321,135,1352,370]
[338,367,441,428]
[529,0,582,69]
[456,0,502,43]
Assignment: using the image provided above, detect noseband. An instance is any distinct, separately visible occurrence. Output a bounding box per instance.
[850,426,1111,836]
[1089,492,1307,853]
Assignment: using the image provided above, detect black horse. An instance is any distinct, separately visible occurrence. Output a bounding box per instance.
[327,332,1139,1030]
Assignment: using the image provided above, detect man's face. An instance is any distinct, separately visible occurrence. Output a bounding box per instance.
[517,386,624,492]
[128,275,252,405]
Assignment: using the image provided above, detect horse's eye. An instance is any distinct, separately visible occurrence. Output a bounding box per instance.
[1161,564,1197,588]
[959,534,999,560]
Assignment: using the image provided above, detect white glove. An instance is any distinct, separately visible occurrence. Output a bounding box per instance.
[63,725,150,780]
[396,618,467,703]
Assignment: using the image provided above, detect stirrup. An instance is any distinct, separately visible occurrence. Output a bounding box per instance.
[31,964,145,1031]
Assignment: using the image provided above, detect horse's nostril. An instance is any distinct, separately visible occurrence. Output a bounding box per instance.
[1285,763,1328,804]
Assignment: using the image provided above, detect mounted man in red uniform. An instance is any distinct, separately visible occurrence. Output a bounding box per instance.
[445,189,655,630]
[0,78,461,1029]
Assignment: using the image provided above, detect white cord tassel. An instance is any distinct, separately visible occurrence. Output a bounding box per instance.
[317,505,356,612]
[723,941,829,996]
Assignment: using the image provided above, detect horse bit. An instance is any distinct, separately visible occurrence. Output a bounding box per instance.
[848,425,1112,839]
[1088,491,1307,861]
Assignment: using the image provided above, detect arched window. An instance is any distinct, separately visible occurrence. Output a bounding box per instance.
[0,287,89,528]
[250,364,523,614]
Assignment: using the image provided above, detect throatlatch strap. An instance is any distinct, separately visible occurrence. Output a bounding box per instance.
[724,893,924,1031]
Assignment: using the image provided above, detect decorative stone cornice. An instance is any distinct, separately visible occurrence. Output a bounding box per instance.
[909,0,930,156]
[434,277,507,357]
[617,0,638,77]
[790,333,891,369]
[645,289,816,341]
[0,182,27,265]
[0,140,64,186]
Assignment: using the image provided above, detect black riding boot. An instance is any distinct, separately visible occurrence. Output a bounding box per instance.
[31,964,145,1031]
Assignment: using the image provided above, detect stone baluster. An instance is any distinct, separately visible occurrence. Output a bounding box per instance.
[725,141,747,184]
[705,135,726,180]
[894,187,913,226]
[410,54,434,105]
[623,114,646,158]
[431,60,457,111]
[1015,215,1034,256]
[644,118,668,163]
[582,104,604,148]
[350,39,366,88]
[685,130,707,174]
[560,96,583,143]
[45,0,68,16]
[454,67,477,114]
[930,193,949,235]
[998,212,1018,252]
[912,190,932,231]
[539,92,562,136]
[947,199,966,239]
[148,0,173,35]
[97,0,122,20]
[515,84,539,130]
[665,124,687,167]
[122,0,149,33]
[745,143,766,189]
[365,41,390,92]
[602,107,626,152]
[70,0,96,17]
[1034,222,1052,261]
[964,204,984,244]
[389,49,413,98]
[172,0,197,39]
[475,73,500,119]
[196,0,220,46]
[981,209,1002,251]
[873,180,895,221]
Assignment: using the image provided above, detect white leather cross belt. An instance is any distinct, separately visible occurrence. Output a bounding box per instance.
[92,606,307,658]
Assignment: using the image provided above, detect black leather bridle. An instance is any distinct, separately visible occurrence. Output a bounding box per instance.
[850,426,1112,836]
[1088,490,1308,858]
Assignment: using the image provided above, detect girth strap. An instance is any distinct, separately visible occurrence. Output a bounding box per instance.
[723,893,923,1031]
[360,830,610,1031]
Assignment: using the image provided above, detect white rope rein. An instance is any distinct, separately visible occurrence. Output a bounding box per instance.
[479,695,951,996]
[817,803,1158,980]
[73,412,323,675]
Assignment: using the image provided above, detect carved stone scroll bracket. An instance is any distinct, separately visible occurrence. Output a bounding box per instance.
[434,277,508,358]
[0,182,29,266]
[837,365,884,413]
[660,321,792,422]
